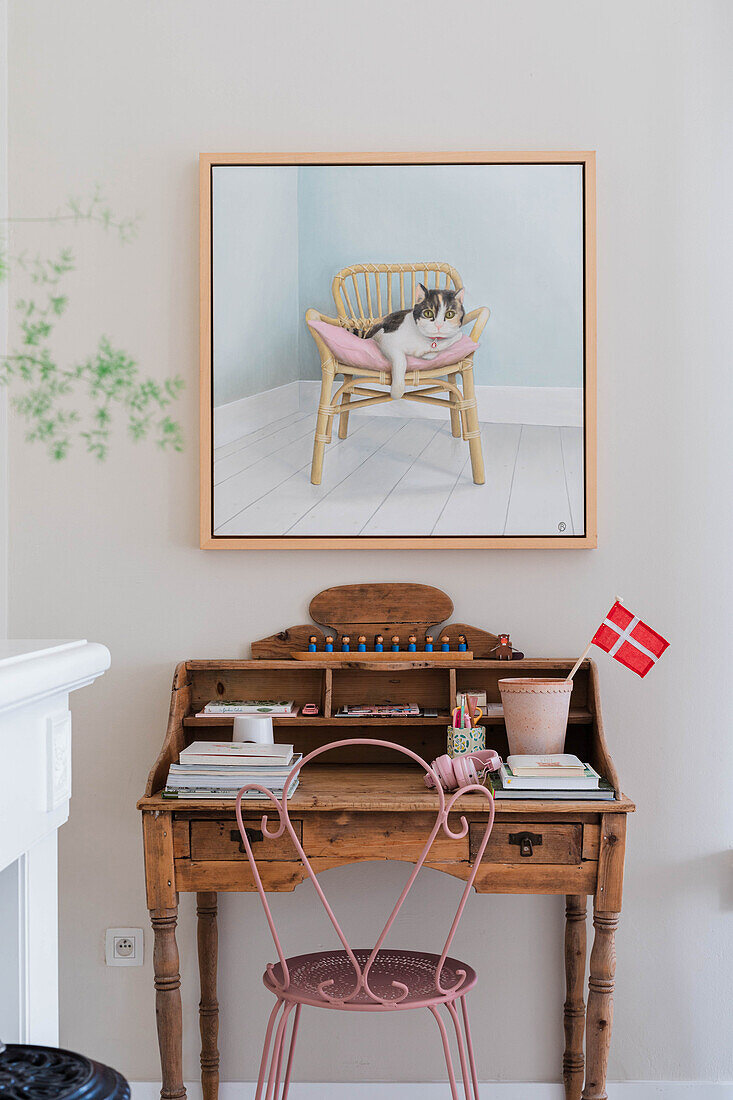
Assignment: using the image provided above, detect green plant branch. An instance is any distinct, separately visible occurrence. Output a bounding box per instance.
[0,189,183,460]
[0,186,140,243]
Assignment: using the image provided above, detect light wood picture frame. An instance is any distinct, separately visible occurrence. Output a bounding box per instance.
[200,151,597,550]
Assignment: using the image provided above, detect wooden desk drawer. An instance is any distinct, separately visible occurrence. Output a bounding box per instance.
[303,812,467,862]
[189,818,302,861]
[470,822,582,865]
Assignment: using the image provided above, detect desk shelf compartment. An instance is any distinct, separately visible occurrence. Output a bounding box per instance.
[455,662,591,710]
[144,658,621,800]
[188,665,329,724]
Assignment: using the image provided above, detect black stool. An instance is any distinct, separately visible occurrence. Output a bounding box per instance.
[0,1044,129,1099]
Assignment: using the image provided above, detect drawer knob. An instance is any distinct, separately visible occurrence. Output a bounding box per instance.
[508,831,543,857]
[230,828,263,852]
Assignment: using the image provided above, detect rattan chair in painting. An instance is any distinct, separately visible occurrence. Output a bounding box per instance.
[305,262,489,486]
[235,738,495,1100]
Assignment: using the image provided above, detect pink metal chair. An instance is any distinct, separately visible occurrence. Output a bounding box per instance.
[235,738,496,1100]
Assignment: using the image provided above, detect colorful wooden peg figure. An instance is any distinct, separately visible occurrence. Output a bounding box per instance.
[458,633,468,652]
[424,634,434,652]
[374,633,384,652]
[325,635,334,652]
[408,634,417,652]
[341,634,350,652]
[308,634,318,653]
[391,635,400,652]
[440,634,450,652]
[357,635,367,652]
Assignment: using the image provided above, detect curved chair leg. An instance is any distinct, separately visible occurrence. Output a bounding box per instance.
[311,367,335,485]
[266,1002,294,1100]
[428,1005,460,1100]
[460,361,485,485]
[280,1003,301,1100]
[446,1001,473,1100]
[255,999,285,1100]
[460,997,480,1100]
[338,390,351,439]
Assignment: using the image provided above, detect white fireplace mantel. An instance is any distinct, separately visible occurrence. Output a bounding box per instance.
[0,639,110,1046]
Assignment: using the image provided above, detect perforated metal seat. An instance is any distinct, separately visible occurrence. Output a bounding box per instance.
[265,948,478,1010]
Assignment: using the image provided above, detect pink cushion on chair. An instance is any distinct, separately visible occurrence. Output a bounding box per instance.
[308,319,478,372]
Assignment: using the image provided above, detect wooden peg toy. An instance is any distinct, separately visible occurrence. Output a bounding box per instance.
[357,635,367,652]
[341,634,351,652]
[440,634,450,652]
[424,634,434,651]
[458,633,468,652]
[374,633,384,652]
[391,635,400,652]
[325,635,334,652]
[407,634,417,652]
[308,635,318,652]
[492,633,524,660]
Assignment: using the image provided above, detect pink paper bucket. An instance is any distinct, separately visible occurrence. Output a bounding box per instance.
[498,677,573,755]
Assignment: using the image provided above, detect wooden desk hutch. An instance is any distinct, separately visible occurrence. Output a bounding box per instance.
[139,586,633,1100]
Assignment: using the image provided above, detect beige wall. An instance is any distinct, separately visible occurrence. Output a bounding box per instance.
[7,0,733,1085]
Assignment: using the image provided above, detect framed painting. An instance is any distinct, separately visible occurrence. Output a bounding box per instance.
[200,152,596,549]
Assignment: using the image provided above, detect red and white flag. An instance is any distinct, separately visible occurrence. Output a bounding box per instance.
[591,600,669,678]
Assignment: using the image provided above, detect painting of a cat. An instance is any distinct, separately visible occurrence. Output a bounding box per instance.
[363,284,466,398]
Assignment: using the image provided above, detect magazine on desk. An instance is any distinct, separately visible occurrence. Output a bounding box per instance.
[162,777,300,800]
[180,741,295,765]
[335,703,421,717]
[197,700,297,715]
[499,762,602,790]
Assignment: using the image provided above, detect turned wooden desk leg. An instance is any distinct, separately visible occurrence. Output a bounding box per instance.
[151,907,186,1100]
[582,814,626,1100]
[563,895,587,1100]
[581,908,619,1100]
[197,892,220,1100]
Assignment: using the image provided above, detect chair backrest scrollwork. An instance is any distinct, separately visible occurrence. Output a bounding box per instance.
[235,738,495,1007]
[332,262,462,328]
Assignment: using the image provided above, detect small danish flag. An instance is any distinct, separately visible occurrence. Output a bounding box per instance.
[590,600,670,678]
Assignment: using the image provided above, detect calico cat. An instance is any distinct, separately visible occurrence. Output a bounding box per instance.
[363,283,465,398]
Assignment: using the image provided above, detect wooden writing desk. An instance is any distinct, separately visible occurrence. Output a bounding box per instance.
[139,654,633,1100]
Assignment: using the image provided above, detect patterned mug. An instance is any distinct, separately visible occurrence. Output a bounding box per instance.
[447,725,486,757]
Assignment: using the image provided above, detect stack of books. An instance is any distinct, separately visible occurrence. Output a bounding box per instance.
[195,700,298,717]
[491,754,615,801]
[163,741,301,800]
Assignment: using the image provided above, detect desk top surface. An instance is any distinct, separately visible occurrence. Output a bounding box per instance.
[138,765,635,815]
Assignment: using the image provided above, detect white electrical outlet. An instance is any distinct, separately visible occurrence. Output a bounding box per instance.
[105,927,144,966]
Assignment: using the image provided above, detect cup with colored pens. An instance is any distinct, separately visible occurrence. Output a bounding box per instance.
[448,695,486,756]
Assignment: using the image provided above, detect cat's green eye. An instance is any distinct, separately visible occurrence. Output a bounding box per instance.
[423,309,435,319]
[445,310,455,319]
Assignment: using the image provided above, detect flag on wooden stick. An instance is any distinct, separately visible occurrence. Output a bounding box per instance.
[567,599,669,680]
[590,600,670,677]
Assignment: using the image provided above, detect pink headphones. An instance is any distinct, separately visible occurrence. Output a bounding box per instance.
[425,749,502,791]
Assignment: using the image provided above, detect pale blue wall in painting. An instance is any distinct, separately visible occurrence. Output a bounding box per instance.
[212,163,584,403]
[212,166,300,405]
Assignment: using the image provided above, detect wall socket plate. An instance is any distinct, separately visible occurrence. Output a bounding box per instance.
[105,927,144,967]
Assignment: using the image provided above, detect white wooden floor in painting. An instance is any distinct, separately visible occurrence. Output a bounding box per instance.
[213,410,584,538]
